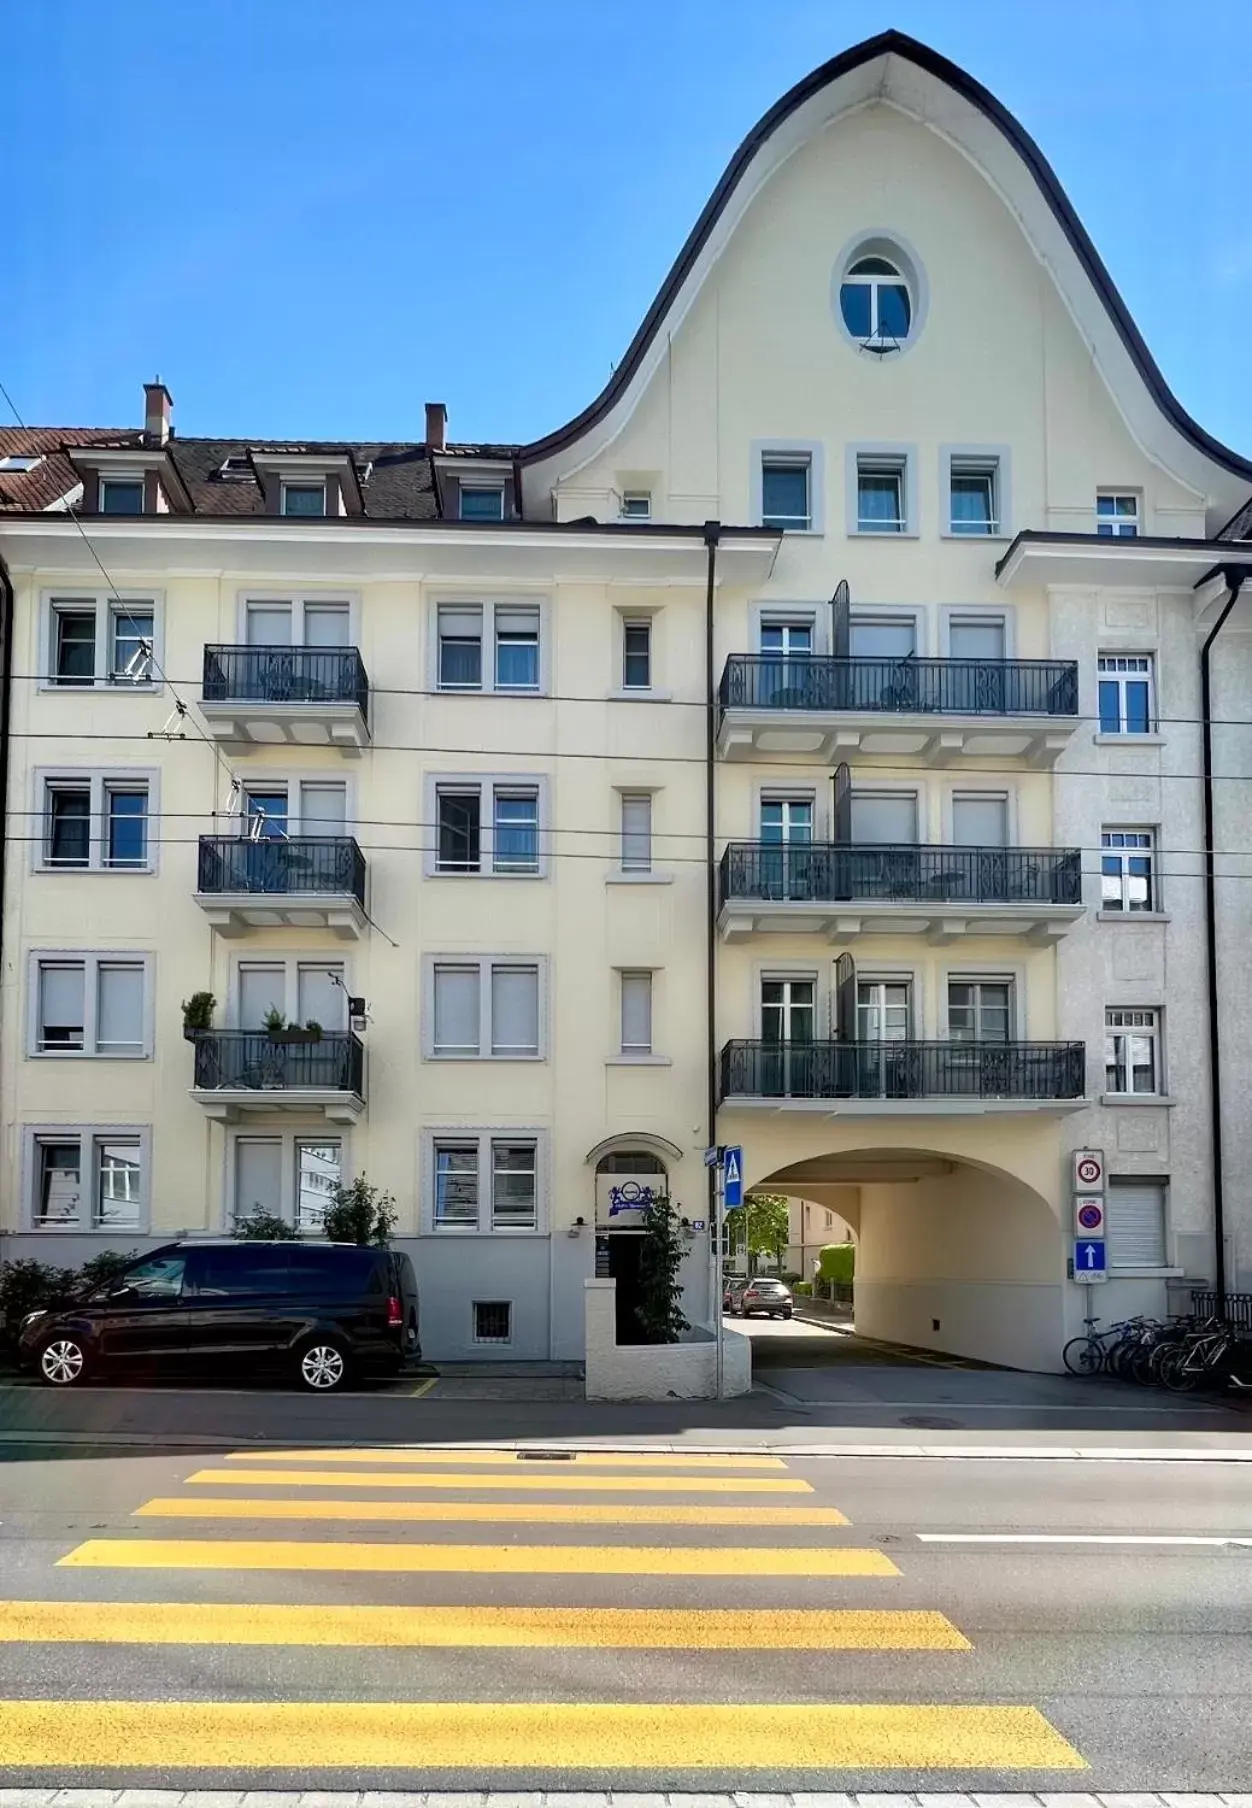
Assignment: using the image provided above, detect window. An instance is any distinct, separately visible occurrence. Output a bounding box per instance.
[1101,830,1156,913]
[1097,493,1139,538]
[38,773,155,874]
[761,457,811,530]
[47,595,158,687]
[760,797,814,843]
[839,254,911,346]
[32,956,147,1057]
[1105,1008,1161,1095]
[760,619,814,658]
[1098,654,1155,735]
[437,601,544,693]
[622,620,652,690]
[494,607,540,690]
[428,776,547,878]
[295,1138,342,1231]
[0,453,41,474]
[244,596,351,648]
[106,786,148,868]
[620,971,653,1055]
[460,485,505,521]
[857,458,906,533]
[948,616,1006,662]
[435,1142,479,1226]
[45,786,91,866]
[850,790,918,845]
[948,979,1012,1042]
[232,1133,343,1232]
[493,790,539,873]
[240,779,346,840]
[848,615,915,657]
[235,961,346,1033]
[948,460,999,535]
[492,1142,537,1228]
[857,979,910,1041]
[436,788,480,872]
[428,957,542,1059]
[621,492,651,519]
[112,1251,184,1298]
[473,1300,513,1343]
[99,477,144,514]
[762,977,816,1044]
[29,1129,146,1229]
[952,794,1009,848]
[281,482,326,517]
[1106,1179,1167,1268]
[620,793,652,873]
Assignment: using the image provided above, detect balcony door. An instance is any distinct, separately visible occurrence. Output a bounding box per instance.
[849,615,916,709]
[947,977,1013,1096]
[759,797,814,900]
[951,792,1009,901]
[849,791,918,900]
[759,619,814,707]
[948,616,1006,713]
[760,977,816,1096]
[297,963,346,1034]
[855,978,913,1096]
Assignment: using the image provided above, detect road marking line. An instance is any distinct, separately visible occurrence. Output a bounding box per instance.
[183,1467,812,1494]
[918,1532,1252,1546]
[135,1496,849,1527]
[0,1602,963,1648]
[59,1539,898,1577]
[0,1700,1085,1770]
[223,1447,790,1469]
[407,1378,437,1399]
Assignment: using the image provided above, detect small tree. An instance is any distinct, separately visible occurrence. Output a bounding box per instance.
[729,1193,790,1272]
[635,1193,689,1344]
[322,1175,397,1247]
[234,1209,298,1241]
[78,1248,139,1290]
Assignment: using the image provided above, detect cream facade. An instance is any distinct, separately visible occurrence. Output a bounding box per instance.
[2,31,1251,1371]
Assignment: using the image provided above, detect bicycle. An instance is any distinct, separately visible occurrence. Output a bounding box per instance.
[1062,1315,1121,1376]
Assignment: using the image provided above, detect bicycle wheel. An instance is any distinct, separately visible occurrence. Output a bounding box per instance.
[1063,1336,1103,1376]
[1107,1340,1136,1382]
[1158,1347,1199,1392]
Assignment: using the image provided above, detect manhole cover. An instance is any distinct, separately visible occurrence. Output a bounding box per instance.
[898,1414,962,1429]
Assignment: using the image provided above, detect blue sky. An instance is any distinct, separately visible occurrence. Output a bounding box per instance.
[6,0,1250,453]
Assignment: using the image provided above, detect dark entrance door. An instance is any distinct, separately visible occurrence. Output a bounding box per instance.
[607,1234,647,1344]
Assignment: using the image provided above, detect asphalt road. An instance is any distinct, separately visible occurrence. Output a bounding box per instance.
[2,1435,1251,1793]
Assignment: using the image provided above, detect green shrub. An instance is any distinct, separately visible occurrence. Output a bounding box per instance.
[793,1280,812,1296]
[0,1259,78,1344]
[234,1209,298,1241]
[817,1242,856,1284]
[322,1175,397,1247]
[78,1248,139,1291]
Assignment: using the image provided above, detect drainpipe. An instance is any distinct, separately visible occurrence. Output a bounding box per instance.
[703,521,722,1279]
[1201,566,1245,1310]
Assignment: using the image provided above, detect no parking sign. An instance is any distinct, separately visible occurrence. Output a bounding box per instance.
[1074,1196,1106,1236]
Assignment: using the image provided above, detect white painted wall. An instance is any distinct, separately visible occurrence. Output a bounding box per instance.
[583,1279,752,1400]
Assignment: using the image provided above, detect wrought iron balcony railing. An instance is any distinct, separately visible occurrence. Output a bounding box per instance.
[197,835,366,904]
[719,842,1083,908]
[192,1030,364,1096]
[718,655,1079,718]
[719,1038,1086,1103]
[202,645,369,722]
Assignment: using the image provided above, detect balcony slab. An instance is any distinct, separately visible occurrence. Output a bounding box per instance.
[190,1087,365,1125]
[194,893,366,939]
[198,699,369,756]
[718,898,1085,944]
[717,709,1075,766]
[720,1095,1089,1117]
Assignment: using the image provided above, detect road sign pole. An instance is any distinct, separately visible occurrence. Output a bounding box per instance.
[713,1160,725,1400]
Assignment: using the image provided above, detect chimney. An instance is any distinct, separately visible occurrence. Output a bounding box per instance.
[425,401,447,451]
[144,381,173,446]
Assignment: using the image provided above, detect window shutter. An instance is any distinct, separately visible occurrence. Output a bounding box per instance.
[299,783,347,831]
[621,794,652,871]
[850,792,917,844]
[491,964,539,1055]
[434,965,480,1054]
[832,763,851,844]
[97,964,144,1051]
[621,972,653,1053]
[952,795,1008,846]
[1106,1183,1166,1268]
[303,604,350,647]
[238,965,285,1030]
[949,619,1005,661]
[39,963,85,1034]
[297,964,344,1030]
[438,606,483,639]
[495,607,539,636]
[245,604,293,646]
[830,579,850,659]
[849,618,915,658]
[835,952,856,1042]
[235,1139,283,1220]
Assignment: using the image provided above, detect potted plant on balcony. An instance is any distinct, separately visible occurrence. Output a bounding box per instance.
[267,1015,324,1046]
[181,992,216,1042]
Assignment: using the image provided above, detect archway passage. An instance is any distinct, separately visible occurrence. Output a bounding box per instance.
[748,1143,1064,1372]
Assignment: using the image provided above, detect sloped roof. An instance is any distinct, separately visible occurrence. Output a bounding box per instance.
[0,426,140,511]
[1217,495,1252,541]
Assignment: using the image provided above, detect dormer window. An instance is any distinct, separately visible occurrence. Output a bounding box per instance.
[100,477,145,515]
[0,454,42,474]
[460,485,505,522]
[281,481,326,518]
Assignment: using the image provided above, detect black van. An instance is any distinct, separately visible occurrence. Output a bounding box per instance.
[17,1240,420,1392]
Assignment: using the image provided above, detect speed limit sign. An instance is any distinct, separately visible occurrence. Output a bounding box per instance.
[1073,1149,1104,1191]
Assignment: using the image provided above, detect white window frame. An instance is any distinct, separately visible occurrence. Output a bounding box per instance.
[226,955,351,1030]
[621,618,653,690]
[233,772,354,840]
[938,606,1015,659]
[620,492,652,520]
[280,480,327,518]
[1097,653,1156,736]
[750,440,825,535]
[422,1128,548,1235]
[1104,1007,1163,1097]
[617,968,655,1059]
[847,444,918,537]
[1100,828,1158,915]
[23,1125,151,1233]
[33,768,159,875]
[944,973,1017,1042]
[940,446,1012,540]
[236,589,359,646]
[422,954,548,1061]
[758,787,819,843]
[431,598,549,695]
[226,1128,349,1234]
[99,474,146,515]
[1096,492,1140,537]
[27,952,153,1059]
[41,590,163,692]
[619,791,653,874]
[424,773,549,879]
[458,483,506,522]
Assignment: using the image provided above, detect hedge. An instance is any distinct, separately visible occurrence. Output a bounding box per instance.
[817,1242,856,1283]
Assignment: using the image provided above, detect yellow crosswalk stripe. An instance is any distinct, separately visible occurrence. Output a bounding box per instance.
[223,1447,789,1469]
[0,1699,1087,1770]
[0,1602,969,1649]
[183,1466,812,1494]
[135,1496,849,1527]
[59,1538,899,1577]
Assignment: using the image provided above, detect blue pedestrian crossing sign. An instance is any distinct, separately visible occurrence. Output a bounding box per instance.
[722,1146,744,1208]
[1073,1238,1107,1280]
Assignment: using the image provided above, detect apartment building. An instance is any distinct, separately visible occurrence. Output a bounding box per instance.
[1,30,1250,1370]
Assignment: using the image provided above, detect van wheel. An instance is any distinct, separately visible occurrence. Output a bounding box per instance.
[39,1336,89,1387]
[295,1338,351,1392]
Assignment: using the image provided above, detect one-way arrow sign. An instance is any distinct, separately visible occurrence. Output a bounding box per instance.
[1072,1237,1108,1281]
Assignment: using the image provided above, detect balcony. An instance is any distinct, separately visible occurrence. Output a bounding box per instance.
[718,843,1085,944]
[717,655,1079,765]
[200,645,370,754]
[194,836,367,939]
[190,1030,365,1124]
[719,1039,1086,1116]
